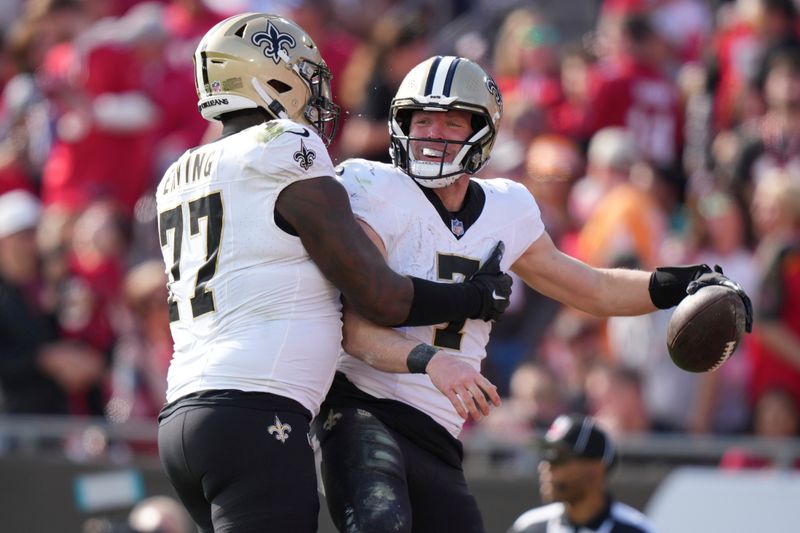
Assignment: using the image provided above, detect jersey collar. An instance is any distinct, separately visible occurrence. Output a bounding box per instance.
[417,179,486,240]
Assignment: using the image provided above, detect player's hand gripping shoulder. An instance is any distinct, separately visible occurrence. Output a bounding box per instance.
[468,241,513,321]
[406,344,501,421]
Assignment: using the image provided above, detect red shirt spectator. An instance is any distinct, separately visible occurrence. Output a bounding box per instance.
[123,1,213,173]
[747,242,800,408]
[747,173,800,412]
[588,11,683,168]
[545,48,597,143]
[39,41,158,216]
[0,162,35,196]
[588,56,682,168]
[712,21,761,130]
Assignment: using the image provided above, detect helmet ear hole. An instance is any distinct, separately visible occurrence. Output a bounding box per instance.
[268,80,292,94]
[470,115,485,134]
[395,110,411,135]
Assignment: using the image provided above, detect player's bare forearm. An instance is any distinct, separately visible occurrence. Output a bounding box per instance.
[342,306,417,373]
[342,306,500,420]
[276,176,413,325]
[512,232,657,316]
[592,267,656,315]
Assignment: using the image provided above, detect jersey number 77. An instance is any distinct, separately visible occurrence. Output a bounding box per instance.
[158,192,224,322]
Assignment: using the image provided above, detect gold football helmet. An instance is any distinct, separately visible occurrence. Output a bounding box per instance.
[194,13,339,145]
[389,56,503,188]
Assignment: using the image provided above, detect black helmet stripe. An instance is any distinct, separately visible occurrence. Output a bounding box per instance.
[423,56,461,97]
[442,57,461,96]
[199,51,210,95]
[194,17,226,96]
[424,56,442,96]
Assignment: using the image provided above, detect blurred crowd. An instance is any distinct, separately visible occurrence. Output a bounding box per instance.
[1,0,800,469]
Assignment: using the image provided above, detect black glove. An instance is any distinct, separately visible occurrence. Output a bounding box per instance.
[687,265,753,333]
[467,241,513,321]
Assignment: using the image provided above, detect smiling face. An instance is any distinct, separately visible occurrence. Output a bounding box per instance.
[408,109,473,164]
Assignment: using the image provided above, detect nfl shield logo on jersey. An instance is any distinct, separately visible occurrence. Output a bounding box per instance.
[450,218,465,237]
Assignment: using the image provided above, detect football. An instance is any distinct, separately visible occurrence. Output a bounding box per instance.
[666,285,747,372]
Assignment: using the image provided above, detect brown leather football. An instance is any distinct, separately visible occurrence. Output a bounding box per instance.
[666,285,747,372]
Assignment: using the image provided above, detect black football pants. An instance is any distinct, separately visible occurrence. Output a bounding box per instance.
[312,406,485,533]
[158,399,318,532]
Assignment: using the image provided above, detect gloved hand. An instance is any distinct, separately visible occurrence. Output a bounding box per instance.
[687,265,753,333]
[467,241,513,321]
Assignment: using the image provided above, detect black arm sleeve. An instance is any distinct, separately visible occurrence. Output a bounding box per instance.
[393,277,482,327]
[648,264,711,309]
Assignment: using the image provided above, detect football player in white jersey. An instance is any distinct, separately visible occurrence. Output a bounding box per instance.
[312,56,753,532]
[155,17,515,533]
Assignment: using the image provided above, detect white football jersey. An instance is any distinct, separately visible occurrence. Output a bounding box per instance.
[336,159,545,437]
[155,119,342,416]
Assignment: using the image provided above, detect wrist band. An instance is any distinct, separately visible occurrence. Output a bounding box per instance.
[406,343,439,374]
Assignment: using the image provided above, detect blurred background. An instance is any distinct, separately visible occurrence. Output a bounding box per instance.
[1,0,800,531]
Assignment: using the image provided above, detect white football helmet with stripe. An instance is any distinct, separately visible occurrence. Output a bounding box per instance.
[389,56,503,188]
[193,13,339,145]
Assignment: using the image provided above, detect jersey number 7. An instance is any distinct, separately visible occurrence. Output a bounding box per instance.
[158,192,224,322]
[434,253,480,350]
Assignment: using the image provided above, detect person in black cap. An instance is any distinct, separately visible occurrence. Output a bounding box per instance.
[507,413,657,533]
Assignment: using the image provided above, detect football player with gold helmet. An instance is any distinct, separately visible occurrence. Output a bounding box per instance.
[155,16,513,533]
[312,55,751,532]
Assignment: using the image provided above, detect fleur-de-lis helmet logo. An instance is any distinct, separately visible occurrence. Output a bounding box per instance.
[294,139,316,170]
[251,20,297,64]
